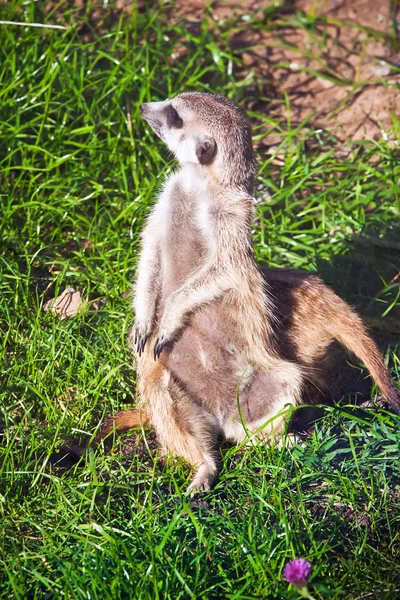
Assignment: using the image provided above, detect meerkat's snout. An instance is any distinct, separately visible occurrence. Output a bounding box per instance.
[139,101,167,140]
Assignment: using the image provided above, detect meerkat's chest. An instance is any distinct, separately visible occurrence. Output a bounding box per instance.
[156,172,211,296]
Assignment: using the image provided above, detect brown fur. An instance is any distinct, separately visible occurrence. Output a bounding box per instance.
[97,93,399,492]
[96,408,149,440]
[261,267,400,410]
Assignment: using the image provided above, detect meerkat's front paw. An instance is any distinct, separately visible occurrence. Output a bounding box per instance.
[153,330,172,360]
[153,318,181,359]
[153,303,183,359]
[133,320,152,356]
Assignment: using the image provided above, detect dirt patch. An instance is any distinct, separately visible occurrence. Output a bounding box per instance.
[176,0,400,142]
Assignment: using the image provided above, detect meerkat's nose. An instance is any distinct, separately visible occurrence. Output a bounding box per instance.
[139,103,147,115]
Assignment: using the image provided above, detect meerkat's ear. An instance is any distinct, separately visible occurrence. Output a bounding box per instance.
[195,136,217,165]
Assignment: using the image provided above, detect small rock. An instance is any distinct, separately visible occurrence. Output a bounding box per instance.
[43,288,86,320]
[371,63,391,77]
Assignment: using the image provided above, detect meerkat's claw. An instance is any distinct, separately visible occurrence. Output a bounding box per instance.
[137,335,148,357]
[153,338,159,360]
[153,336,168,360]
[133,321,151,357]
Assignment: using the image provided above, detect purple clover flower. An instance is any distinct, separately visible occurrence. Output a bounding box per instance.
[283,558,313,588]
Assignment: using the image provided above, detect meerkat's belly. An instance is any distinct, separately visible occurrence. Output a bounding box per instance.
[163,299,291,431]
[162,297,303,442]
[163,301,244,410]
[156,192,301,436]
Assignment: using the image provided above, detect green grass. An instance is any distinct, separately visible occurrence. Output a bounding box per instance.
[1,1,400,598]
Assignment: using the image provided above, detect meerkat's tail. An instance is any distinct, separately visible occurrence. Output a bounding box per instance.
[324,290,400,413]
[59,408,150,466]
[93,408,150,446]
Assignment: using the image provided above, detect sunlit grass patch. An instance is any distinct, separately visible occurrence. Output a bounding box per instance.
[1,1,399,598]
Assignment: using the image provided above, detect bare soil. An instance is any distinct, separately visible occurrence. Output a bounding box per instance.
[175,0,400,142]
[42,0,400,142]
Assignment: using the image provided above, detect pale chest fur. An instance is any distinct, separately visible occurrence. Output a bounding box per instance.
[154,166,213,300]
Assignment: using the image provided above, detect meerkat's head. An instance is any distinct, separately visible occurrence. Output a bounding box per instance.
[140,92,257,192]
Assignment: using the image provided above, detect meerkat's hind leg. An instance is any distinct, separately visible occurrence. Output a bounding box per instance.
[231,360,303,444]
[167,377,221,494]
[142,363,221,493]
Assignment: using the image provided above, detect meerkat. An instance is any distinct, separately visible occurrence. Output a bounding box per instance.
[98,92,400,492]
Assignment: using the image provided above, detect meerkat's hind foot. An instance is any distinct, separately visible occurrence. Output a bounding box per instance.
[186,463,218,495]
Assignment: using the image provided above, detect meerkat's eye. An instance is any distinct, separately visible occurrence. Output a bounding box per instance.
[165,105,183,129]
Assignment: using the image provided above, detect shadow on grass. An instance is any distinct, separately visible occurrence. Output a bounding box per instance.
[316,222,400,328]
